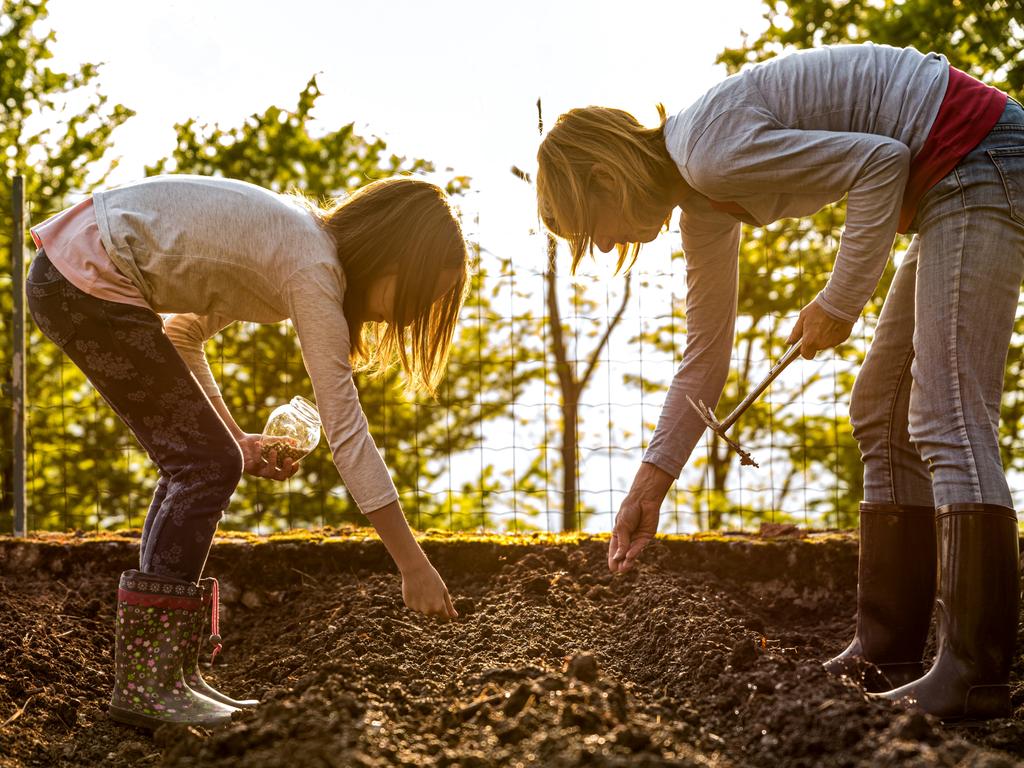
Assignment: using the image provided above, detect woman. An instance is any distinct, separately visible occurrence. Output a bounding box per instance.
[536,43,1023,722]
[28,174,467,729]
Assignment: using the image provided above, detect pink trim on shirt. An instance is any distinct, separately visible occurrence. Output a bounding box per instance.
[30,198,150,308]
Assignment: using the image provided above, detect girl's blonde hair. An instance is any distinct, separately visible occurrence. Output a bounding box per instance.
[313,176,468,398]
[536,105,676,273]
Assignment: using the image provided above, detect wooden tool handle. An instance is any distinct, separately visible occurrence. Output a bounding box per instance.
[718,341,803,431]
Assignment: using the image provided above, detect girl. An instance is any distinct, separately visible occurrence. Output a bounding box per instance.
[536,43,1023,722]
[27,174,467,730]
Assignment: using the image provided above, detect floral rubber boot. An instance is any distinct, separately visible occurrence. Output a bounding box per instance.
[180,577,259,708]
[108,569,237,730]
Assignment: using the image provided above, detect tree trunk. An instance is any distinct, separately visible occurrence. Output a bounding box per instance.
[1,370,12,524]
[561,395,579,531]
[544,235,576,530]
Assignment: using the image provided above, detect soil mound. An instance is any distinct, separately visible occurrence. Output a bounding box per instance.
[1,532,1022,767]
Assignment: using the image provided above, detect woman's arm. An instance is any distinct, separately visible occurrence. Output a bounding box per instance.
[642,201,741,479]
[610,202,741,572]
[609,462,675,573]
[692,119,910,325]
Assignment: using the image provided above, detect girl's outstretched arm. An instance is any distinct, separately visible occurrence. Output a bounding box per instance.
[366,500,458,620]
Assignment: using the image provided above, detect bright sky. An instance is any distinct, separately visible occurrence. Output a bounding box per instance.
[43,0,769,251]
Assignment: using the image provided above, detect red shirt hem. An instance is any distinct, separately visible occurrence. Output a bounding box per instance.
[898,67,1008,233]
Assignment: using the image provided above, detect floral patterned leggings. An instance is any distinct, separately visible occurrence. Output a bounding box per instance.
[26,251,243,582]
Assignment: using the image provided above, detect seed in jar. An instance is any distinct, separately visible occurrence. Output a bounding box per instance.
[260,441,307,464]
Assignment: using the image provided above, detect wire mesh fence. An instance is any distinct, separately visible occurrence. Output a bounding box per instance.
[6,179,1021,536]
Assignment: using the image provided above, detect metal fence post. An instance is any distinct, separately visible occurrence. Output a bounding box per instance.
[12,175,26,537]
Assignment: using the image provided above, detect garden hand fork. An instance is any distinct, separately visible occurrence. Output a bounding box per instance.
[686,340,804,468]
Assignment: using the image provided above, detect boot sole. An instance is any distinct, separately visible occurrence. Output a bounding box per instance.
[188,680,259,708]
[109,704,233,731]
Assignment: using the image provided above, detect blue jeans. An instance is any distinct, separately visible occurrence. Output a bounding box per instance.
[26,251,243,581]
[851,99,1024,508]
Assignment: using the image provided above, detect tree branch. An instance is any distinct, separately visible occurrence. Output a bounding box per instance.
[579,271,632,392]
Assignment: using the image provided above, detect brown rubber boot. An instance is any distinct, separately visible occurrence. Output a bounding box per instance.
[875,503,1020,722]
[824,502,936,692]
[108,570,237,730]
[180,577,259,709]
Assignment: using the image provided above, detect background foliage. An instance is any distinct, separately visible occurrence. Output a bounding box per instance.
[4,0,1022,533]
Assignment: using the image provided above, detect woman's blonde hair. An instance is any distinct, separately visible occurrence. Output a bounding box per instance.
[312,176,468,398]
[536,105,676,273]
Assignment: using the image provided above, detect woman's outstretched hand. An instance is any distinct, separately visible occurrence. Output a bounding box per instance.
[788,301,854,360]
[608,498,662,573]
[238,433,300,481]
[609,462,674,573]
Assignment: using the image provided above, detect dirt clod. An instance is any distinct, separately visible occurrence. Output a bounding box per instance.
[567,652,600,683]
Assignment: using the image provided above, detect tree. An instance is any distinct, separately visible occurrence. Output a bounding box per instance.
[551,236,631,531]
[540,229,631,531]
[509,98,634,531]
[1,0,134,532]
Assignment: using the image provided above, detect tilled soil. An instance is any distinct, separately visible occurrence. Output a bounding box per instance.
[1,531,1023,767]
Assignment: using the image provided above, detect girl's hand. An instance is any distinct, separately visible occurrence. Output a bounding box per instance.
[401,560,459,620]
[787,301,854,360]
[237,433,300,481]
[365,500,457,619]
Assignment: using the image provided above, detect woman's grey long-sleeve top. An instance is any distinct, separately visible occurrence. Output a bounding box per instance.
[644,43,949,477]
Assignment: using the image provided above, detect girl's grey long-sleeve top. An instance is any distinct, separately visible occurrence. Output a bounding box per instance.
[644,43,950,477]
[93,175,399,514]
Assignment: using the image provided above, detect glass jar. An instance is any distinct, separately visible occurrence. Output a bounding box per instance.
[260,396,321,466]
